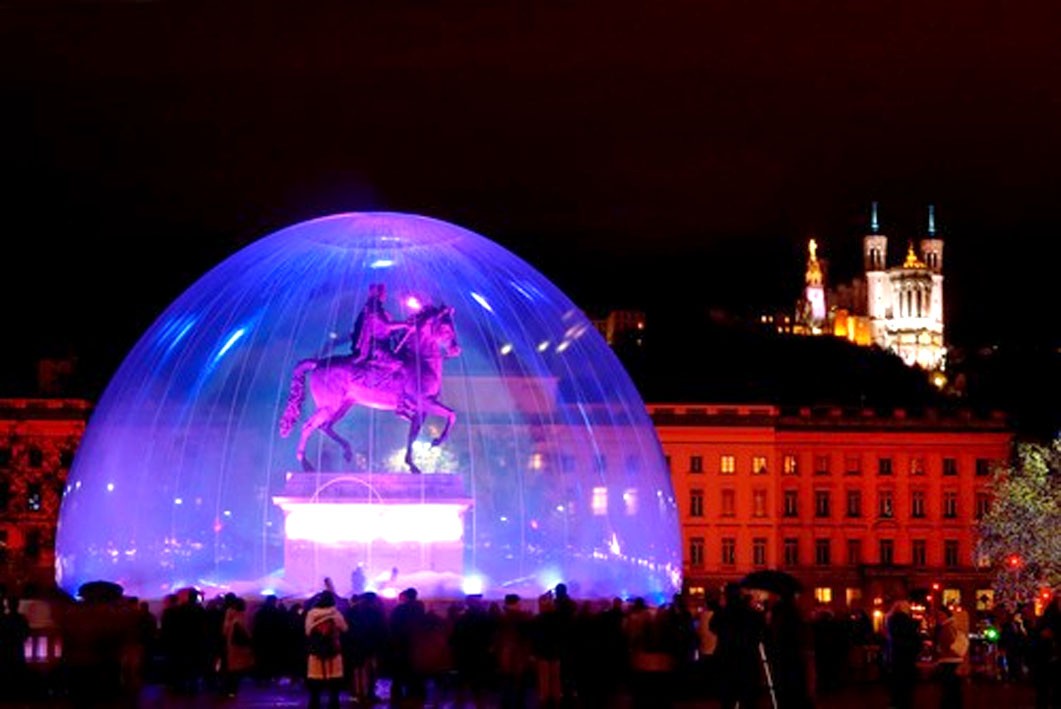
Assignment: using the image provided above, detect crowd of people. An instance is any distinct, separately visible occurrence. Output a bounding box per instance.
[2,577,1061,707]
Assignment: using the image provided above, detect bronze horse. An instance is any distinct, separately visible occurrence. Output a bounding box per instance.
[279,304,460,473]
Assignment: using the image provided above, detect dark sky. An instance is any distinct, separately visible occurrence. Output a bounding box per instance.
[1,1,1059,395]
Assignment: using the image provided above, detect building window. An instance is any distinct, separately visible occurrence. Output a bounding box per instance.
[753,537,767,566]
[847,539,862,565]
[844,456,861,476]
[592,487,608,515]
[976,493,991,520]
[880,539,894,566]
[814,587,832,604]
[784,538,799,566]
[0,480,8,512]
[976,458,992,477]
[665,455,672,472]
[945,540,960,568]
[911,491,925,518]
[783,455,798,475]
[815,491,831,518]
[60,450,75,468]
[943,491,958,519]
[815,539,831,566]
[814,455,830,475]
[878,458,893,476]
[784,490,798,518]
[720,455,735,475]
[721,489,736,517]
[878,490,894,519]
[690,537,705,567]
[24,529,41,559]
[690,455,703,473]
[26,483,42,512]
[753,489,767,518]
[0,448,11,466]
[910,457,925,476]
[689,489,704,518]
[912,539,927,567]
[846,588,862,607]
[846,490,862,518]
[751,456,768,475]
[721,538,736,566]
[943,458,958,476]
[28,448,43,468]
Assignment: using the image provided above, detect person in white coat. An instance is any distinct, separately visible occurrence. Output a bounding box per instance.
[305,591,349,709]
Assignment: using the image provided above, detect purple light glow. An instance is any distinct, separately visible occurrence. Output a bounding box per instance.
[56,213,681,601]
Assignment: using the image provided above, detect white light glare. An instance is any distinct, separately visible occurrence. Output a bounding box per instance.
[470,291,494,313]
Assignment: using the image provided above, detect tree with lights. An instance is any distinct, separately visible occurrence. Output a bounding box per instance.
[977,437,1061,608]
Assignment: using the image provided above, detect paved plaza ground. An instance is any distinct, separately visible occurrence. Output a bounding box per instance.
[0,675,1041,708]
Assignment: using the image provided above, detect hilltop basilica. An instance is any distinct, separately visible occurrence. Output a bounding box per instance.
[795,203,946,373]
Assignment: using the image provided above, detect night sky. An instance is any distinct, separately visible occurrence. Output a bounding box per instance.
[1,1,1059,398]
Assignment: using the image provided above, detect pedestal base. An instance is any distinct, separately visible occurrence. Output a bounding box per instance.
[272,472,473,597]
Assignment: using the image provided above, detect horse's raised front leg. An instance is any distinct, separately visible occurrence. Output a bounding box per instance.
[405,411,424,474]
[426,400,457,448]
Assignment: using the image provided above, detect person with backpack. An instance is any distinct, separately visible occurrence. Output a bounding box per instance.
[305,590,348,709]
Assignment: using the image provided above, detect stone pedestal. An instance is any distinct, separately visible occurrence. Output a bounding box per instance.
[272,472,473,596]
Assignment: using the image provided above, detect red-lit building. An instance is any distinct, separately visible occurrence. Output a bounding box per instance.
[0,398,92,591]
[651,402,1013,613]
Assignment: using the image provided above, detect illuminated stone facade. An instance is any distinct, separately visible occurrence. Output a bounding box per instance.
[0,399,91,591]
[652,402,1012,611]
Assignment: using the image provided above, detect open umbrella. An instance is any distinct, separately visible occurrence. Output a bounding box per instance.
[739,569,803,599]
[77,580,124,603]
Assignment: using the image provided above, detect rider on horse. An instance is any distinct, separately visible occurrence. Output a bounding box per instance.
[350,283,410,379]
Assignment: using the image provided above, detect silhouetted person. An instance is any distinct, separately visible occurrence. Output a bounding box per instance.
[710,583,765,709]
[885,600,921,709]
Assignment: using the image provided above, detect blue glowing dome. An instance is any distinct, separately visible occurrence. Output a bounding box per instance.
[56,213,681,601]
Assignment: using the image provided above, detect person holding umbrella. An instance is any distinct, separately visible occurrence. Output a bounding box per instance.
[740,570,815,709]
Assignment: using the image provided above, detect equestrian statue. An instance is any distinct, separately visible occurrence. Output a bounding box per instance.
[279,284,461,474]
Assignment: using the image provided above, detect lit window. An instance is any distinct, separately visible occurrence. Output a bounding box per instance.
[910,457,925,476]
[720,455,736,475]
[529,452,544,470]
[591,487,608,516]
[942,588,961,607]
[846,588,862,607]
[975,589,994,611]
[624,488,638,516]
[814,587,832,604]
[783,455,798,475]
[752,456,768,475]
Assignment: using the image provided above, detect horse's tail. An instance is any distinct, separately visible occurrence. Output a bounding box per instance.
[279,359,317,438]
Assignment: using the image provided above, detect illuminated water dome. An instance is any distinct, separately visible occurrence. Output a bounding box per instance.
[56,213,681,601]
